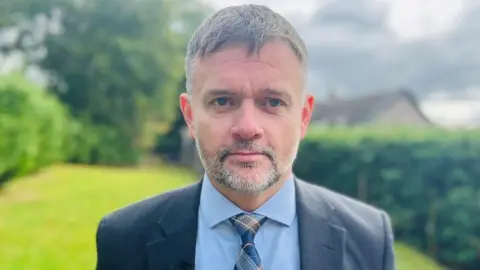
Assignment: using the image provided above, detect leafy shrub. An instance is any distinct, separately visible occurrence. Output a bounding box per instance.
[67,120,141,166]
[294,126,480,269]
[0,73,70,183]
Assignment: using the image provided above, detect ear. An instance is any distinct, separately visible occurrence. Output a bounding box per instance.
[300,94,315,139]
[179,93,196,139]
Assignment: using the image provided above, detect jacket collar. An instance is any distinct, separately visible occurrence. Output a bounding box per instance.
[295,179,346,270]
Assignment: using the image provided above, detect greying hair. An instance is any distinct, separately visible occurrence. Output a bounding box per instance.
[185,4,308,93]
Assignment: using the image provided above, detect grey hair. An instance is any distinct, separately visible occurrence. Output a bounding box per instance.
[184,4,308,94]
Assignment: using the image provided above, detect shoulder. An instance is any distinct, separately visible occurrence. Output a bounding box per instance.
[96,181,200,239]
[296,179,395,269]
[296,179,386,219]
[95,181,201,268]
[296,178,392,239]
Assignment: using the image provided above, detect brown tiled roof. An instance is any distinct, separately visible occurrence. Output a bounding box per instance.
[312,89,430,124]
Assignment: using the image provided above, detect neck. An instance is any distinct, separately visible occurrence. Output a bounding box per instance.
[209,171,292,212]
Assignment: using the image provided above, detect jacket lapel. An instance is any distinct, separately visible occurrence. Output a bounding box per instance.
[145,180,203,270]
[295,179,346,270]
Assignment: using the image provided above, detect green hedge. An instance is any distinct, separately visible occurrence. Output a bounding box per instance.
[294,126,480,270]
[0,74,71,183]
[67,120,141,166]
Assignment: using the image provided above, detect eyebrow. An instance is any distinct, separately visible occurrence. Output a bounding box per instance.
[202,88,293,104]
[205,89,236,97]
[202,89,237,104]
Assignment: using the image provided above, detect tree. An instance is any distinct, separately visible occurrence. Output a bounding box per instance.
[0,0,212,164]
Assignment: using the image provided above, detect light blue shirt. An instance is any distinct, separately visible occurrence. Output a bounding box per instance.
[194,174,300,270]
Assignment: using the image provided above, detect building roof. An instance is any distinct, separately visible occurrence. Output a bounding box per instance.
[311,89,431,125]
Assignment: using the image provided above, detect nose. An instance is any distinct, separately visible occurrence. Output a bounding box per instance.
[231,100,263,141]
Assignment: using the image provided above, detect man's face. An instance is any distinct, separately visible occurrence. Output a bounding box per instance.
[180,41,314,194]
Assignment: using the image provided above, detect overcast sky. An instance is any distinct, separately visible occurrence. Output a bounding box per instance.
[1,0,477,126]
[202,0,480,126]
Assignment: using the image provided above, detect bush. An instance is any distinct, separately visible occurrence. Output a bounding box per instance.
[294,126,480,270]
[67,120,141,166]
[0,73,71,183]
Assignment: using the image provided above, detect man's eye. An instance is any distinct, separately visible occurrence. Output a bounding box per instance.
[213,97,231,106]
[266,98,284,107]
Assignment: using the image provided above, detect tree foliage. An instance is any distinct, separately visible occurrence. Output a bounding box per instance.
[0,0,212,164]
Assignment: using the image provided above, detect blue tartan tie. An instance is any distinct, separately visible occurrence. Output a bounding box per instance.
[229,213,267,270]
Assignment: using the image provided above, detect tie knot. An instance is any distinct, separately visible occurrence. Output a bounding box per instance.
[229,213,267,244]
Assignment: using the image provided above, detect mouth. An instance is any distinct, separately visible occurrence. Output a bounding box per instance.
[226,152,266,163]
[230,152,263,156]
[217,144,275,163]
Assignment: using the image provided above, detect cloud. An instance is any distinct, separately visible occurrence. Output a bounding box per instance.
[201,0,319,19]
[300,0,480,100]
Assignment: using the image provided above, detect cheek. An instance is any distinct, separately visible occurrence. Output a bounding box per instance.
[195,116,231,150]
[267,119,300,152]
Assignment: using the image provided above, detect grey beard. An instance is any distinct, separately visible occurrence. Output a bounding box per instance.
[195,139,287,195]
[209,160,281,195]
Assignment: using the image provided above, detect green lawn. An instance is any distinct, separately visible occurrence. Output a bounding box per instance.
[0,165,444,270]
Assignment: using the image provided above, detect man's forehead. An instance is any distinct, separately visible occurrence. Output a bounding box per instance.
[186,42,304,103]
[193,45,301,86]
[195,70,293,98]
[194,41,301,67]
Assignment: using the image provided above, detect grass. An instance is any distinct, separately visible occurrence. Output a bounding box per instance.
[0,164,444,270]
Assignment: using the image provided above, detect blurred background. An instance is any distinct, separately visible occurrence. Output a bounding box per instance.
[0,0,479,269]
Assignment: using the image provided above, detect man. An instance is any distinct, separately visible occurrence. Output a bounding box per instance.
[95,4,396,270]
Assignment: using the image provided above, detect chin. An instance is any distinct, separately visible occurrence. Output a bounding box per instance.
[222,168,280,194]
[233,172,266,183]
[229,166,269,179]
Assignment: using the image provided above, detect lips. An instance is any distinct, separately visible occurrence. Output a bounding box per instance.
[230,152,262,155]
[217,144,275,163]
[228,152,265,162]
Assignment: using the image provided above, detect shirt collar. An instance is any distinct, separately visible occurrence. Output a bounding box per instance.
[199,173,296,228]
